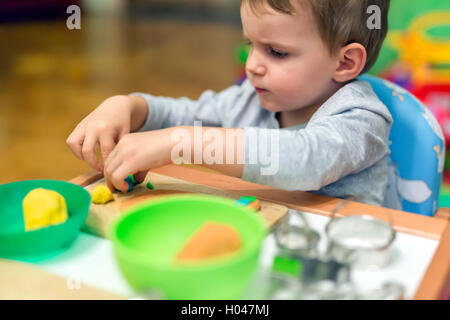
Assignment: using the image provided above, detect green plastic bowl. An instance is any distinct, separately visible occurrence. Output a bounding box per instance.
[0,180,91,259]
[109,194,268,300]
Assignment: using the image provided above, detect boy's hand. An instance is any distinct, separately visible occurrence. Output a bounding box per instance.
[66,95,148,173]
[103,129,174,192]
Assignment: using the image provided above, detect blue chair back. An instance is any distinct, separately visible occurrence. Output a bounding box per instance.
[359,75,445,216]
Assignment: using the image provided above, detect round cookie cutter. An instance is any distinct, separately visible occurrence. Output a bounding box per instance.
[274,210,350,284]
[274,209,320,259]
[325,197,396,268]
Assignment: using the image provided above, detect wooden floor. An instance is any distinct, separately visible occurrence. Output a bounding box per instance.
[0,16,243,184]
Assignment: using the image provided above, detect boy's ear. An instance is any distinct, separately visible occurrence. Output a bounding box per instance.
[333,43,367,83]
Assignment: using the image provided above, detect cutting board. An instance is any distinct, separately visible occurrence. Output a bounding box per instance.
[83,172,289,237]
[0,259,123,300]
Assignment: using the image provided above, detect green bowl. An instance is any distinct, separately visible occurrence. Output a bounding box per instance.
[109,194,268,300]
[0,180,91,259]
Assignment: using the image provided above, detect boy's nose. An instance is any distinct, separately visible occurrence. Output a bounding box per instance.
[246,50,266,77]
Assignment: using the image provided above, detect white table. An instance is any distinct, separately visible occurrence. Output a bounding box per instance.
[32,211,440,300]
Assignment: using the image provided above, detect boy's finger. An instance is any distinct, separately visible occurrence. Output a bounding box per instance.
[104,148,122,179]
[66,132,85,160]
[99,133,116,164]
[82,135,101,172]
[118,128,130,142]
[103,156,122,192]
[105,176,115,193]
[110,165,131,193]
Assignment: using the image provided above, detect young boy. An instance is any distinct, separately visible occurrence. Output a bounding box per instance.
[67,0,392,206]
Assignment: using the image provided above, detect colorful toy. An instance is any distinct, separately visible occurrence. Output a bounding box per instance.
[382,12,450,145]
[125,174,138,192]
[272,255,303,277]
[370,0,450,75]
[234,44,249,85]
[235,196,261,211]
[235,198,250,206]
[387,12,450,84]
[123,174,154,192]
[247,199,261,211]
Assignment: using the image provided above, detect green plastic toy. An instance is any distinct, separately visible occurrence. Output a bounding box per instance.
[272,255,303,277]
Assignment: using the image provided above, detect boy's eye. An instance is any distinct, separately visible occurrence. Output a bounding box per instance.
[244,40,288,59]
[269,47,288,59]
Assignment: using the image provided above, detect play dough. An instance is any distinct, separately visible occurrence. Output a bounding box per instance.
[91,184,114,204]
[175,222,242,263]
[22,188,68,231]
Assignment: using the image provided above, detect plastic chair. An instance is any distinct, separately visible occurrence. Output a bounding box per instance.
[359,75,445,216]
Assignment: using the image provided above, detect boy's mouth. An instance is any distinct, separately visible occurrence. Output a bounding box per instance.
[255,87,268,93]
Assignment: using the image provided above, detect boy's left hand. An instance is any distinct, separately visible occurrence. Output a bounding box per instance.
[103,128,174,192]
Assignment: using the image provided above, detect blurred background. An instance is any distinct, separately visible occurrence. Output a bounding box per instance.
[0,0,243,183]
[0,0,449,191]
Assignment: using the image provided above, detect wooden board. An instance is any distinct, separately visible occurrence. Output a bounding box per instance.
[0,259,123,300]
[82,172,289,237]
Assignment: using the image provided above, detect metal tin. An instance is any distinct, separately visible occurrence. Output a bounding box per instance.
[275,224,320,259]
[325,215,396,268]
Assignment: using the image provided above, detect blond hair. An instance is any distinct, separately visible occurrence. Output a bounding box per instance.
[241,0,390,73]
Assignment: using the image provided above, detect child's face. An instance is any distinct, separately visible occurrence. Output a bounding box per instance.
[241,1,339,113]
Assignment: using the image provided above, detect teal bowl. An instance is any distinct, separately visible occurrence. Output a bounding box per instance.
[109,194,268,300]
[0,180,91,259]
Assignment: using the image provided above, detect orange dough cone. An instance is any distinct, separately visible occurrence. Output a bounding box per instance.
[175,222,242,263]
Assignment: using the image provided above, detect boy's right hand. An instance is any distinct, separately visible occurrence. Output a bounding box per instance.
[66,95,148,173]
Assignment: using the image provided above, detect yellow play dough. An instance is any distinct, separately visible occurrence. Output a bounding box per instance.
[23,188,68,231]
[91,184,114,204]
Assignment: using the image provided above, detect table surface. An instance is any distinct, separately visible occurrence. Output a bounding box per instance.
[18,165,450,299]
[31,211,440,300]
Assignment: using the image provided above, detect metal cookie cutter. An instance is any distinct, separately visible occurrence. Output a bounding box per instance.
[270,210,319,300]
[274,209,320,259]
[325,197,396,269]
[274,209,350,283]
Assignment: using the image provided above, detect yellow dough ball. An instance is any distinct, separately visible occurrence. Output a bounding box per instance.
[23,188,68,231]
[91,184,114,204]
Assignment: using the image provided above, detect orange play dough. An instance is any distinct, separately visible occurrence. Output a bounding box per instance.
[175,222,242,263]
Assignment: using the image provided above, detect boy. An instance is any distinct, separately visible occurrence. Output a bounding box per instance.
[67,0,392,206]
